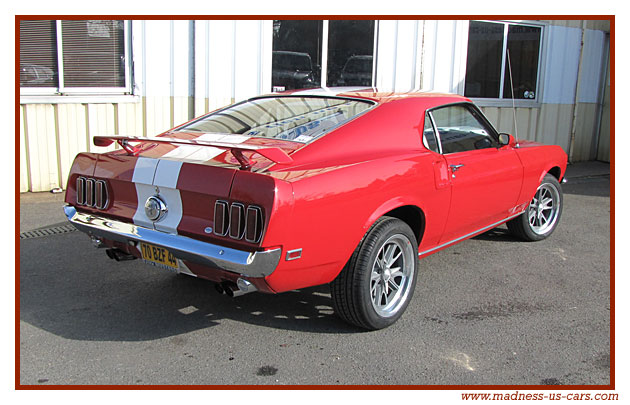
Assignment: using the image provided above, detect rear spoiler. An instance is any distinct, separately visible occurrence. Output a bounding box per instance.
[93,135,293,170]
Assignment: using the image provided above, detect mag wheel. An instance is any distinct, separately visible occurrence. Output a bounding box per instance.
[507,173,563,241]
[330,217,418,330]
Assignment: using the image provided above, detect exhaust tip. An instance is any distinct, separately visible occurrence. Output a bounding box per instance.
[237,278,256,293]
[106,249,117,260]
[222,282,235,297]
[215,283,225,295]
[105,248,137,262]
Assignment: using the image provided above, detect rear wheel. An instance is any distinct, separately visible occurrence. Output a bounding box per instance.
[330,217,418,330]
[507,173,563,241]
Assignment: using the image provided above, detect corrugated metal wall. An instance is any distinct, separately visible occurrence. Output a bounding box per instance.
[19,19,273,192]
[19,19,610,193]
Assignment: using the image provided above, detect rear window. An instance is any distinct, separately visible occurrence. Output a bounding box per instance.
[175,96,374,143]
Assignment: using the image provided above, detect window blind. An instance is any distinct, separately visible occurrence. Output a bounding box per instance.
[61,20,125,88]
[19,20,59,87]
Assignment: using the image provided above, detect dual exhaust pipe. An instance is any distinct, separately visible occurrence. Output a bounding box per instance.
[104,248,256,297]
[105,248,137,261]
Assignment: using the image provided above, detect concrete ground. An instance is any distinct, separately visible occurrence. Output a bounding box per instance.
[18,161,611,386]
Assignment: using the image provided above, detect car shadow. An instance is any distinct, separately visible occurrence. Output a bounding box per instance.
[472,226,521,243]
[19,233,362,343]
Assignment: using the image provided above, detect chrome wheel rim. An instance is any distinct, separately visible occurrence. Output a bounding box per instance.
[528,183,560,235]
[370,234,415,317]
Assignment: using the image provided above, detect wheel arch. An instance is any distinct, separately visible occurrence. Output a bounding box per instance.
[547,166,562,181]
[363,200,426,246]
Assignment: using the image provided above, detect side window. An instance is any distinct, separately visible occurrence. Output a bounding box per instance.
[430,105,499,154]
[422,113,440,153]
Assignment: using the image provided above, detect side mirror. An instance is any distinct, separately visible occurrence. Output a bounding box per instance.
[498,133,515,147]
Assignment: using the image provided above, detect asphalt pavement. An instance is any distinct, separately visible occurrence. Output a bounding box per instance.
[18,161,611,386]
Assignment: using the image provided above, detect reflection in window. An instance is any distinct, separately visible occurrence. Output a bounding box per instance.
[271,20,375,91]
[20,19,128,90]
[61,20,126,88]
[327,20,375,87]
[176,97,373,143]
[464,21,542,100]
[502,24,541,99]
[19,20,59,87]
[272,20,322,91]
[464,21,504,98]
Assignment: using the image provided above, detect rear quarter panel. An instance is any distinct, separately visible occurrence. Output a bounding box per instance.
[262,98,461,292]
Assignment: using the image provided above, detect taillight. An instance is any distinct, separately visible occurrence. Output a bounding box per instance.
[213,201,229,236]
[245,206,263,243]
[76,176,108,209]
[214,201,264,243]
[229,203,246,239]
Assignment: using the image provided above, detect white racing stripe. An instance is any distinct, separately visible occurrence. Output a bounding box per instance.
[132,158,159,230]
[132,135,250,234]
[153,159,184,234]
[132,157,184,235]
[161,133,250,163]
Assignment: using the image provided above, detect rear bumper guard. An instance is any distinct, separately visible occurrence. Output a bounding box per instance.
[64,205,280,278]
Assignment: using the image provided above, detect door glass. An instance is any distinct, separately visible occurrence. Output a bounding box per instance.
[327,20,375,87]
[431,105,499,154]
[272,20,323,91]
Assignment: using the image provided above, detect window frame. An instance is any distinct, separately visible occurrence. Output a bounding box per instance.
[425,102,502,155]
[20,19,133,97]
[464,20,547,108]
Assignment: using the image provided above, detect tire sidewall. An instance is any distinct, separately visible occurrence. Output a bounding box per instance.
[521,174,563,241]
[355,218,419,329]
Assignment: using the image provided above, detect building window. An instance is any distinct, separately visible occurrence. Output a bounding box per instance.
[20,20,130,94]
[464,21,542,100]
[272,20,375,91]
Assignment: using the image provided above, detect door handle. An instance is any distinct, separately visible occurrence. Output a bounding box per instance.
[449,164,464,179]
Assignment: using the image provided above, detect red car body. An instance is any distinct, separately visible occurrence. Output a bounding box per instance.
[64,88,567,329]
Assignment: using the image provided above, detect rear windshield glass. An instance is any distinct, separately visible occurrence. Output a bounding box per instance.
[175,96,374,143]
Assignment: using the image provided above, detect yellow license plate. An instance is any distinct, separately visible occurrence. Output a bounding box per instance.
[140,243,179,271]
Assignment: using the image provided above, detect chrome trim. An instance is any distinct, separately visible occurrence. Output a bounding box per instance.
[85,178,95,206]
[64,205,281,278]
[213,200,229,236]
[286,248,302,261]
[418,212,522,257]
[144,195,168,222]
[95,180,108,210]
[561,178,567,184]
[229,203,246,240]
[76,177,86,205]
[245,205,263,243]
[427,111,443,155]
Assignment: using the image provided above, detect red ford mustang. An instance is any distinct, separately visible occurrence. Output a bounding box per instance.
[64,88,567,330]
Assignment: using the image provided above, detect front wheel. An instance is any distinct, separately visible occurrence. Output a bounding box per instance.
[330,217,418,330]
[507,173,563,241]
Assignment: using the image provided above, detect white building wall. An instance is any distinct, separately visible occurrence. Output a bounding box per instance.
[19,19,610,192]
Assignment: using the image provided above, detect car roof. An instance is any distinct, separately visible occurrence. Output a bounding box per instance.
[257,87,470,107]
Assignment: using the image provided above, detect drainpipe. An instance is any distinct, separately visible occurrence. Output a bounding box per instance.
[568,21,587,163]
[188,20,196,120]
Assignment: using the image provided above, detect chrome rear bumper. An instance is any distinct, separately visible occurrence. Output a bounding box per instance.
[64,205,280,278]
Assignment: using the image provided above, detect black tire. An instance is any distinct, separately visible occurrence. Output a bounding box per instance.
[507,173,563,241]
[330,217,418,330]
